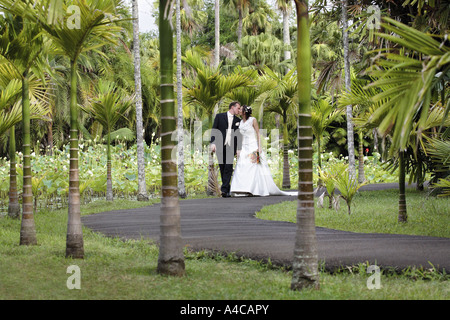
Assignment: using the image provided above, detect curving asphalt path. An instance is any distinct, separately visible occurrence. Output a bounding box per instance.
[82,183,450,272]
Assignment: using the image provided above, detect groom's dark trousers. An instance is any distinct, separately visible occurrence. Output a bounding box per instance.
[211,112,241,195]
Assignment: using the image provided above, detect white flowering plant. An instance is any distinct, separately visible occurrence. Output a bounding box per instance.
[0,141,410,213]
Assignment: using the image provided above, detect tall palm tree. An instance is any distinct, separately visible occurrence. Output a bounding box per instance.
[275,0,292,74]
[214,0,220,68]
[0,77,21,219]
[0,55,49,222]
[222,0,251,45]
[0,6,48,245]
[176,0,207,38]
[80,81,133,201]
[366,17,449,223]
[291,0,320,291]
[0,15,21,219]
[37,0,124,258]
[242,0,275,36]
[341,0,356,179]
[131,0,148,201]
[157,0,185,276]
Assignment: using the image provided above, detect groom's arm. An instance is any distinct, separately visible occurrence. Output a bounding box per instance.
[210,114,220,153]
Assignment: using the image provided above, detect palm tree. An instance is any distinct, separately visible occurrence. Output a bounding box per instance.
[341,0,356,179]
[176,0,207,38]
[0,83,48,223]
[80,81,133,201]
[214,0,220,68]
[311,19,343,98]
[131,0,149,201]
[0,76,21,219]
[0,16,21,219]
[261,66,297,189]
[222,0,251,45]
[275,0,292,74]
[0,55,49,222]
[37,0,124,258]
[0,6,48,245]
[291,0,320,291]
[366,17,449,223]
[157,0,185,276]
[368,17,449,152]
[242,0,275,36]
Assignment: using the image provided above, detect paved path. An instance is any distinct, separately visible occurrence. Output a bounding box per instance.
[82,183,450,272]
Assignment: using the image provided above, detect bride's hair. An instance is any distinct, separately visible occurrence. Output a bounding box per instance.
[242,105,252,119]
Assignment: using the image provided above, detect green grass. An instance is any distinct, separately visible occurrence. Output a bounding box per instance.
[256,189,450,238]
[0,194,448,300]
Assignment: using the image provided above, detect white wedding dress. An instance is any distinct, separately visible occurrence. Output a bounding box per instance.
[230,117,297,197]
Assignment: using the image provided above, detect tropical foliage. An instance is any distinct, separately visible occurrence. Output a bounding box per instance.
[0,0,447,294]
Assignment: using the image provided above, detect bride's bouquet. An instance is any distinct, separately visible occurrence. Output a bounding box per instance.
[249,150,260,164]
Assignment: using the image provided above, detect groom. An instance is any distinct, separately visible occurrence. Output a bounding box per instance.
[210,101,242,198]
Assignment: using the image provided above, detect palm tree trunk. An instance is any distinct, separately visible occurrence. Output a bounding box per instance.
[398,150,407,222]
[237,8,243,46]
[282,6,291,74]
[317,136,322,186]
[157,0,185,276]
[66,61,84,259]
[358,131,365,183]
[176,0,186,199]
[415,153,424,191]
[342,0,356,179]
[47,118,53,156]
[20,71,37,245]
[282,114,290,189]
[106,132,113,201]
[8,126,20,219]
[132,0,148,201]
[214,0,220,68]
[291,0,319,291]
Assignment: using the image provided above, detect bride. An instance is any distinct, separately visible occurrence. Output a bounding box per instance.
[230,105,296,197]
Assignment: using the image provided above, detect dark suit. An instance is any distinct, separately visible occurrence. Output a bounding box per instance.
[210,112,242,195]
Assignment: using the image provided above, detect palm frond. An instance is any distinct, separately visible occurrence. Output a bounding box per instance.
[364,17,449,153]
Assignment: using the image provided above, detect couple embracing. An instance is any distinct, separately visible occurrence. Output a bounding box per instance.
[210,101,296,198]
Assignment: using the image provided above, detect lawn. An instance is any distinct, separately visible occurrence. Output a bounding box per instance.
[256,189,450,238]
[0,193,448,301]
